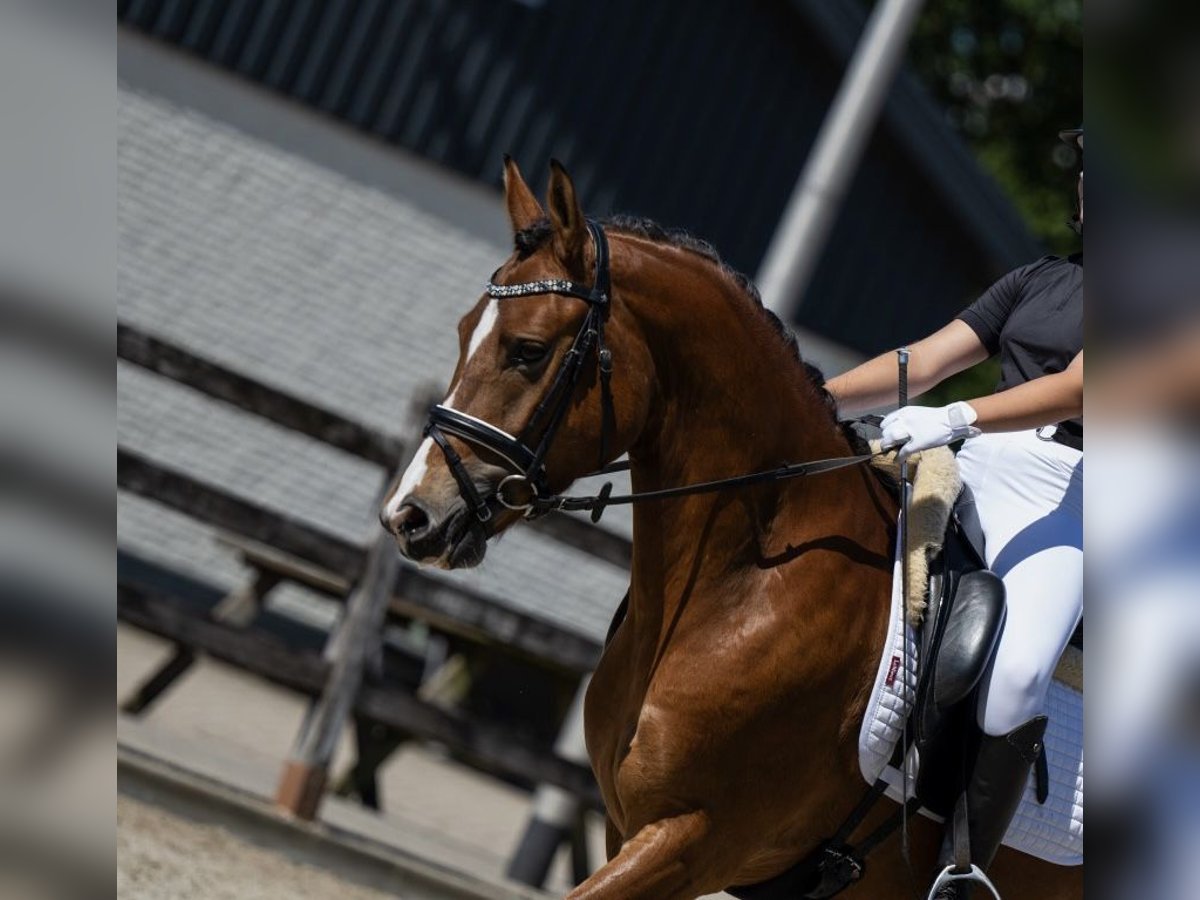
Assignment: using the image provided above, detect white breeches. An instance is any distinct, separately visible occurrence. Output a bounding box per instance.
[955,429,1083,736]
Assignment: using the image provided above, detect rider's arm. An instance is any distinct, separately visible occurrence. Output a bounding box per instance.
[970,351,1083,432]
[826,319,990,417]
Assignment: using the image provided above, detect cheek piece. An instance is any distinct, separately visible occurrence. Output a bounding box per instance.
[423,220,616,527]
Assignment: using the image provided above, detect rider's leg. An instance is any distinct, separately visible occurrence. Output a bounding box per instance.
[931,717,1049,900]
[977,537,1083,737]
[935,431,1082,895]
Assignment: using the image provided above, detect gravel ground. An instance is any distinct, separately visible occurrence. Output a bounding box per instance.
[118,792,400,900]
[116,626,593,896]
[117,625,732,899]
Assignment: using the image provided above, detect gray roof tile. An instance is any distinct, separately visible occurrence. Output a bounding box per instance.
[118,85,627,644]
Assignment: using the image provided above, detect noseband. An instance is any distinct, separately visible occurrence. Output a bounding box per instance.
[424,219,617,525]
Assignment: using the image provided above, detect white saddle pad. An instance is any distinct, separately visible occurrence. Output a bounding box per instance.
[858,548,1083,866]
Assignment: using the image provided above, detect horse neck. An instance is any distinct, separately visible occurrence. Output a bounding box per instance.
[616,241,871,630]
[620,247,848,491]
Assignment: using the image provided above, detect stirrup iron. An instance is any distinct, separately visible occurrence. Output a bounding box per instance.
[925,864,1002,900]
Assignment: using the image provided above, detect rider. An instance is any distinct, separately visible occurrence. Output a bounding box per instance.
[827,127,1083,895]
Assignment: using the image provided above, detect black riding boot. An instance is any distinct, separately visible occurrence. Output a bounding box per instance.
[931,716,1048,899]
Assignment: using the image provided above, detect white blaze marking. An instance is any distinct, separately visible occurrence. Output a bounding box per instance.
[386,436,434,520]
[443,297,498,415]
[467,299,499,361]
[386,299,500,517]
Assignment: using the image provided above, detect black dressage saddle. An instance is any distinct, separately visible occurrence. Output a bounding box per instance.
[907,483,1009,817]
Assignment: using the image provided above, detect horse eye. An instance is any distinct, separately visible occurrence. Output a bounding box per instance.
[512,341,548,366]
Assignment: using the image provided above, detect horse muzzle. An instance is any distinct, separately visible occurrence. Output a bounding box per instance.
[381,496,489,569]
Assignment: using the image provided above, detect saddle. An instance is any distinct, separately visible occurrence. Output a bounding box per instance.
[909,483,1008,816]
[726,480,1008,900]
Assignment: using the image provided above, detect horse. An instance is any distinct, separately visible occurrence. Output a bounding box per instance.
[381,158,1083,900]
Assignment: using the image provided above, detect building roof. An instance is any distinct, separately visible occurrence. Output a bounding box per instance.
[118,84,629,644]
[118,0,1042,357]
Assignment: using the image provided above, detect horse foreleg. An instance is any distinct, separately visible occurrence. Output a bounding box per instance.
[567,811,713,900]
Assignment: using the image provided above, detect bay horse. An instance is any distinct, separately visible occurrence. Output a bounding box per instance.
[382,159,1082,900]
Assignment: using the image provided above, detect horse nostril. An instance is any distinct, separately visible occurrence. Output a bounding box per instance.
[389,501,430,538]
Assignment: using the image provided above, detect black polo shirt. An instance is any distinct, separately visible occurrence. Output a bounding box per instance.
[957,254,1082,426]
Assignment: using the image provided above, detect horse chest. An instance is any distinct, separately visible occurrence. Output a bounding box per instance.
[585,637,753,833]
[583,644,686,821]
[584,652,645,800]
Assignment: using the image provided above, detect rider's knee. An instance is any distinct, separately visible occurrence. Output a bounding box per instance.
[978,654,1051,735]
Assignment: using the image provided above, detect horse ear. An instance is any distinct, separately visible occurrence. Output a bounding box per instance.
[546,159,587,274]
[503,155,545,235]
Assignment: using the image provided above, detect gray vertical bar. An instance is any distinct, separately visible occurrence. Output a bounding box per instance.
[757,0,926,317]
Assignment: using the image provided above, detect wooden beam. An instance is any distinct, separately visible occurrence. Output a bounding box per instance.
[392,569,601,675]
[117,322,405,468]
[216,533,601,673]
[119,582,326,694]
[119,566,281,716]
[118,447,362,576]
[352,687,601,807]
[118,450,603,674]
[216,533,351,597]
[528,514,631,570]
[118,580,602,807]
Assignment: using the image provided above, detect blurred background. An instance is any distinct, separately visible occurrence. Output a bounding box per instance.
[0,0,1196,897]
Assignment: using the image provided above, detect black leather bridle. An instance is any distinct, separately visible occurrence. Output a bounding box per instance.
[423,219,617,526]
[423,218,884,528]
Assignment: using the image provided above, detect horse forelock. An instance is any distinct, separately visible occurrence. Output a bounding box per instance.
[512,214,862,452]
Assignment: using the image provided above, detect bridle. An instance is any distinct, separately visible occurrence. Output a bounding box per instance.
[423,219,617,527]
[423,218,887,528]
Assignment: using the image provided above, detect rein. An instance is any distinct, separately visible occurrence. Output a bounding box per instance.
[526,450,881,524]
[422,218,886,528]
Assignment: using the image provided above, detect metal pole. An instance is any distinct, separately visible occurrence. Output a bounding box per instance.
[897,347,912,861]
[758,0,926,316]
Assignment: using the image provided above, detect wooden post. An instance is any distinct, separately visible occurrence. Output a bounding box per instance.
[275,530,400,819]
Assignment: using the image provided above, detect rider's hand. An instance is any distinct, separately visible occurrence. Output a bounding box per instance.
[880,401,980,462]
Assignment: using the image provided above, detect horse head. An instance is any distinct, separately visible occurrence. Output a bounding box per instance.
[381,159,652,568]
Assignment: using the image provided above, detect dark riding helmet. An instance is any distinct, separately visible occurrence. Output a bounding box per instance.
[1060,126,1083,233]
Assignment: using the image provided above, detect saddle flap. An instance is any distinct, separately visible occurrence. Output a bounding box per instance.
[930,569,1005,712]
[914,485,1004,739]
[911,535,1006,816]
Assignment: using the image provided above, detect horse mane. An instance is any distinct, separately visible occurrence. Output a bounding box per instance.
[513,215,866,453]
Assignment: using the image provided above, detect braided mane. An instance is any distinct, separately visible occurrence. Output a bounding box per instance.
[513,215,862,451]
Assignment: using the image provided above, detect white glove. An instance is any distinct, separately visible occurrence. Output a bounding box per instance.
[880,401,980,462]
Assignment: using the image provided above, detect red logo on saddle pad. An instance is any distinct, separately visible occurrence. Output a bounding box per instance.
[885,655,902,687]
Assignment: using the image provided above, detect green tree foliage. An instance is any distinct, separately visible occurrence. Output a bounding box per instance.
[1089,0,1200,206]
[906,0,1082,255]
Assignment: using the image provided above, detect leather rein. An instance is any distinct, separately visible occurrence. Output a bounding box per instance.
[423,219,881,528]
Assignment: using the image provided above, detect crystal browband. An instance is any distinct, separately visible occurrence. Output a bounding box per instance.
[486,279,577,298]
